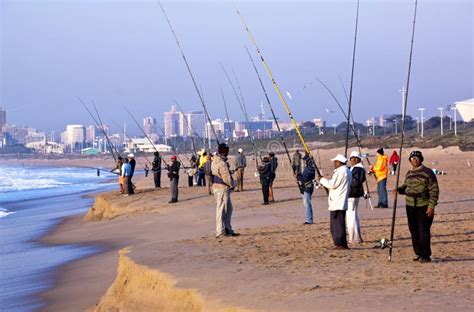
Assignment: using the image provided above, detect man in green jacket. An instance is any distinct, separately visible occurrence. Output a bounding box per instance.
[395,150,439,263]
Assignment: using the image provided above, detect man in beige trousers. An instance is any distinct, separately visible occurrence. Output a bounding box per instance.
[212,143,239,238]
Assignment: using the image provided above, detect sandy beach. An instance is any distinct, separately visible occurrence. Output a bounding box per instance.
[36,146,473,311]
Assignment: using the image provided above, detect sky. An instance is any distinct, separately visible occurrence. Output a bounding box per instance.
[1,0,473,134]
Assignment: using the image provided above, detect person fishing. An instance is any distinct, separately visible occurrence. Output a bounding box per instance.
[235,148,247,192]
[389,150,400,175]
[257,157,271,205]
[112,156,124,194]
[370,148,389,208]
[121,158,133,196]
[298,153,316,225]
[212,143,239,238]
[318,154,351,250]
[128,153,136,193]
[188,154,197,187]
[167,155,180,203]
[268,151,278,202]
[347,151,366,244]
[204,153,213,195]
[151,152,162,188]
[394,151,439,263]
[292,149,302,176]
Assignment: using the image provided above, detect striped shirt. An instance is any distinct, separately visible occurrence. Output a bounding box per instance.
[399,165,439,209]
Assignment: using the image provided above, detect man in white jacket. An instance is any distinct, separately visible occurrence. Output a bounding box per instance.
[318,154,352,249]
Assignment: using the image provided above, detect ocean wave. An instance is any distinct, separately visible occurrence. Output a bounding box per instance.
[0,208,15,218]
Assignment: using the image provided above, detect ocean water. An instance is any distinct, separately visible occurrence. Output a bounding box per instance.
[0,165,116,311]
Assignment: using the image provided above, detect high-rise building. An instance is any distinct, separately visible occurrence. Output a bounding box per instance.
[185,111,206,137]
[0,107,6,136]
[86,125,96,142]
[164,106,180,138]
[143,116,157,136]
[62,125,86,146]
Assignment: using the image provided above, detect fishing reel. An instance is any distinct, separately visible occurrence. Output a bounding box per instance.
[373,238,392,249]
[312,179,322,190]
[363,192,370,200]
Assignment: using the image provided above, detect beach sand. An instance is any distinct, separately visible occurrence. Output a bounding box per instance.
[39,146,473,311]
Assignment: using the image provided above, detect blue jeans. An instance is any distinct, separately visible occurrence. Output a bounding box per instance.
[377,178,388,207]
[303,191,313,223]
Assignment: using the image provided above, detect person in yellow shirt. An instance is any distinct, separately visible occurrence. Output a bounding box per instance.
[370,148,389,208]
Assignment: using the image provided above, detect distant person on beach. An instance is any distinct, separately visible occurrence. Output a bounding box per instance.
[268,151,278,202]
[370,148,389,208]
[204,153,213,195]
[292,149,302,176]
[113,156,124,194]
[144,164,149,177]
[151,152,162,188]
[212,143,239,238]
[394,151,439,263]
[257,157,271,205]
[298,153,316,224]
[188,154,197,187]
[389,150,400,175]
[167,155,180,203]
[235,148,247,192]
[197,151,207,186]
[121,158,133,196]
[318,154,351,249]
[347,151,366,244]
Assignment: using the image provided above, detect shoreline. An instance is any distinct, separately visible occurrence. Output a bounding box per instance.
[39,147,474,311]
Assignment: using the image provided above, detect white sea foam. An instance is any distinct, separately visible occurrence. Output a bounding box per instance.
[0,208,15,218]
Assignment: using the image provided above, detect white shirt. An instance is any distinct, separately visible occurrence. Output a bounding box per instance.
[320,165,352,211]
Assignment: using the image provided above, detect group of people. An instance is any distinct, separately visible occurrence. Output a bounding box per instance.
[113,153,136,196]
[120,144,440,262]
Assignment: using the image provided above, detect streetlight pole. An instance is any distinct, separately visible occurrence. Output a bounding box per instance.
[418,108,425,138]
[451,105,458,136]
[438,107,444,136]
[414,117,419,133]
[332,124,337,135]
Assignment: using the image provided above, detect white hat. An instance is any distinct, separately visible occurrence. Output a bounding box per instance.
[349,151,361,159]
[238,148,243,153]
[330,154,347,163]
[127,153,134,158]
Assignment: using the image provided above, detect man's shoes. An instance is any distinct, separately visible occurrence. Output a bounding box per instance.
[263,202,269,205]
[413,255,421,261]
[419,257,431,263]
[303,222,313,225]
[225,232,240,237]
[215,233,225,238]
[168,200,178,204]
[334,245,349,250]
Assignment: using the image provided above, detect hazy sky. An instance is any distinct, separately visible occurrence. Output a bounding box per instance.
[1,0,473,134]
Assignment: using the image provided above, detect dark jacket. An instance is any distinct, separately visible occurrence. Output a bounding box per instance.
[152,155,162,172]
[349,164,366,198]
[298,160,315,194]
[258,162,272,185]
[168,161,180,180]
[129,159,136,176]
[270,156,278,177]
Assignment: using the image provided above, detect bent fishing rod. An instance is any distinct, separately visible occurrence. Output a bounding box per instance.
[157,0,219,147]
[232,1,326,195]
[91,100,123,160]
[389,0,418,262]
[220,86,236,151]
[112,121,152,169]
[344,0,360,158]
[77,97,119,163]
[220,64,260,165]
[122,105,169,167]
[244,45,304,192]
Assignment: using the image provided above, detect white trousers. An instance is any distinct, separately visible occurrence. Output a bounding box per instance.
[346,197,363,243]
[214,188,233,236]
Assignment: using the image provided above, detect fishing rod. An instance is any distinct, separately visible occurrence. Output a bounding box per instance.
[157,0,220,146]
[244,45,303,191]
[112,121,152,169]
[389,0,418,262]
[91,100,122,159]
[344,0,360,158]
[173,100,198,156]
[220,64,260,164]
[122,105,169,167]
[232,1,326,190]
[220,86,236,151]
[77,96,118,163]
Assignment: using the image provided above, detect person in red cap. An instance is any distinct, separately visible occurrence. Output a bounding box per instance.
[389,150,400,175]
[167,155,180,203]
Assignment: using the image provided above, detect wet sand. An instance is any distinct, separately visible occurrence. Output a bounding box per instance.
[40,146,473,311]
